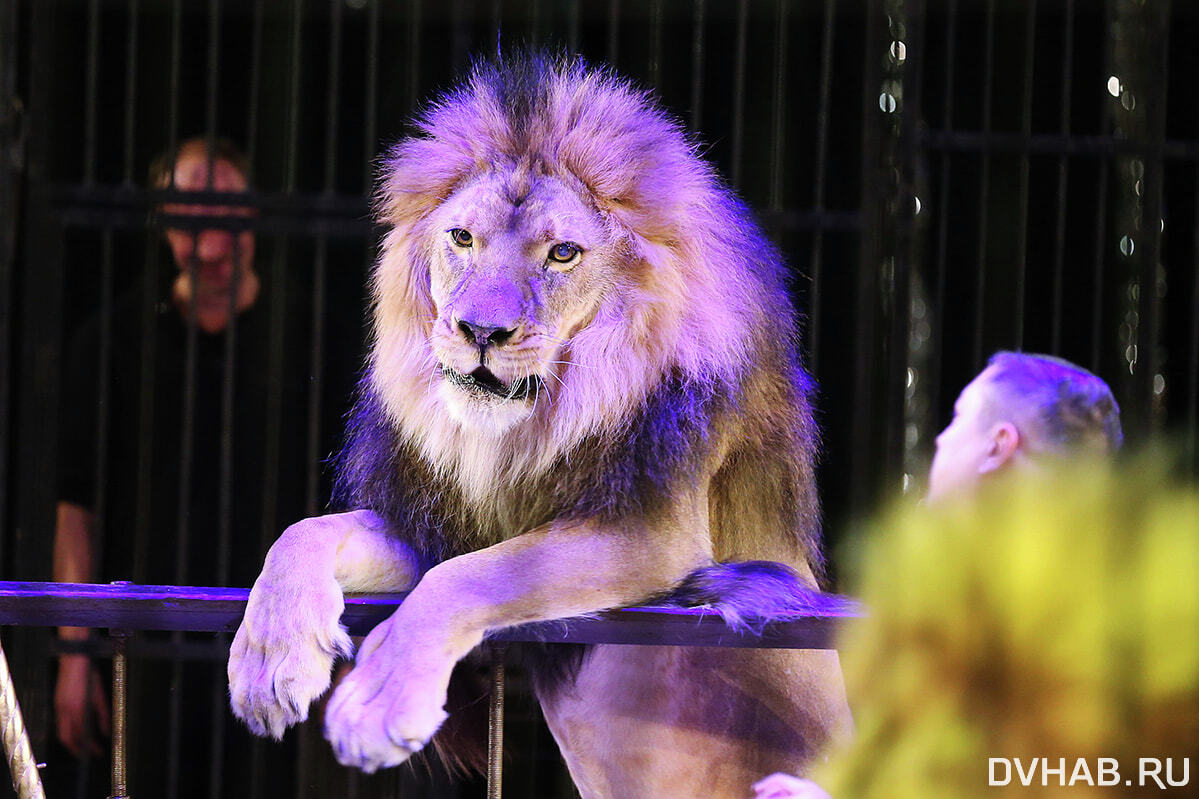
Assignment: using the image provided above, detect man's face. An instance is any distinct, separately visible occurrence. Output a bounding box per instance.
[162,149,255,306]
[927,367,1002,502]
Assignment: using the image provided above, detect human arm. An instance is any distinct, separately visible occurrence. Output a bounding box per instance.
[52,501,110,756]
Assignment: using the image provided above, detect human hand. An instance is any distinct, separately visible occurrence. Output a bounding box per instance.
[751,773,833,799]
[54,654,110,757]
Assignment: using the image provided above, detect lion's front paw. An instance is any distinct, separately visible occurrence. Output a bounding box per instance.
[228,565,352,740]
[322,617,454,773]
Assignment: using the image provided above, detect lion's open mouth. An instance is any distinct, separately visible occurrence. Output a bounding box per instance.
[442,366,541,401]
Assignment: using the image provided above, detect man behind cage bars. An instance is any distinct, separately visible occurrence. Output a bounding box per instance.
[49,137,326,797]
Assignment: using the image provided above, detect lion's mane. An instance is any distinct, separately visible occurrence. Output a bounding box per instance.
[334,52,822,579]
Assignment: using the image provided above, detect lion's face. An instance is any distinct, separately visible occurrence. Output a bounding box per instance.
[425,169,619,431]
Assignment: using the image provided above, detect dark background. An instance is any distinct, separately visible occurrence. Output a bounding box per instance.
[1,0,1197,797]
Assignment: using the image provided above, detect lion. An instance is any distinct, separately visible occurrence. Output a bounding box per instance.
[227,53,852,799]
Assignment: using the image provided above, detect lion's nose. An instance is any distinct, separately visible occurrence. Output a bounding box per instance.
[457,319,518,350]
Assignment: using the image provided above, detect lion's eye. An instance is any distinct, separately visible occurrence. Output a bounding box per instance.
[548,242,581,264]
[449,228,473,247]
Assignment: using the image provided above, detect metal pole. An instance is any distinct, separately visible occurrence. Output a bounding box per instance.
[109,630,129,799]
[0,637,45,799]
[486,643,507,799]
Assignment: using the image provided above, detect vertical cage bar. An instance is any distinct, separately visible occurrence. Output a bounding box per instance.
[607,0,620,66]
[1188,165,1199,476]
[121,0,140,186]
[0,0,16,571]
[567,0,580,53]
[205,0,222,149]
[131,239,159,583]
[1090,161,1109,373]
[730,0,748,189]
[649,0,663,88]
[364,0,379,193]
[689,0,705,133]
[851,0,885,512]
[84,0,100,184]
[166,247,202,799]
[166,0,183,166]
[108,631,129,799]
[1050,0,1075,354]
[245,0,266,180]
[90,231,115,583]
[407,0,422,115]
[972,0,997,368]
[930,0,958,425]
[767,0,788,213]
[487,645,507,799]
[1012,0,1037,351]
[806,0,838,377]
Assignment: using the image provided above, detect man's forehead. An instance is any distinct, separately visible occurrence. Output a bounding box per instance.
[957,367,1000,410]
[173,152,247,192]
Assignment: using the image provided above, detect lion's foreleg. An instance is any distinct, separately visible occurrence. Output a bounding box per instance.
[228,509,421,739]
[323,510,710,773]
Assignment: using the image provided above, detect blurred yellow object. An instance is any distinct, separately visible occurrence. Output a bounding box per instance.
[815,455,1199,798]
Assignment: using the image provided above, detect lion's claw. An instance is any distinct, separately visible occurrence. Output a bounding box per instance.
[227,550,351,740]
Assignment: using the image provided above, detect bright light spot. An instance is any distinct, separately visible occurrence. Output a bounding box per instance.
[906,367,916,389]
[1159,218,1165,233]
[1121,90,1136,111]
[890,41,907,63]
[914,195,922,215]
[1107,76,1122,97]
[1120,236,1135,256]
[879,93,897,113]
[1153,374,1166,395]
[902,473,912,492]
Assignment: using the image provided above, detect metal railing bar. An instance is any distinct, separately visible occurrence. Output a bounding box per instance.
[0,582,856,649]
[52,199,862,237]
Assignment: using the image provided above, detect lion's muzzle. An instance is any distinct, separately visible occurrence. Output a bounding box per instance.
[441,365,541,402]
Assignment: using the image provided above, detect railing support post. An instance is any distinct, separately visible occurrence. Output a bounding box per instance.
[486,642,507,799]
[108,629,130,799]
